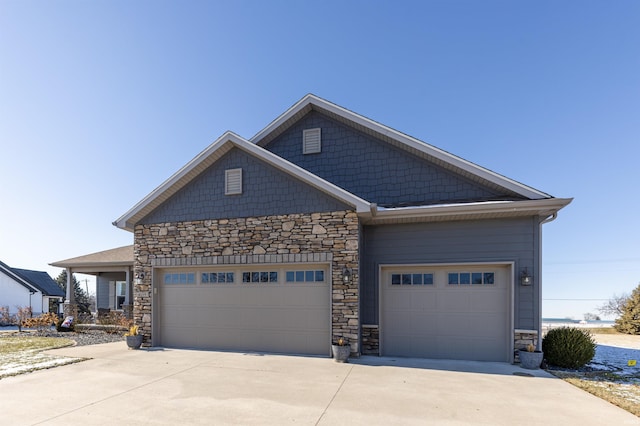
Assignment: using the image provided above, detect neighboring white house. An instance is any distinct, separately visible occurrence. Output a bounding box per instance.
[0,260,65,315]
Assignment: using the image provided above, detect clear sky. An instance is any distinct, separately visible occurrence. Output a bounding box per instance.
[1,1,638,320]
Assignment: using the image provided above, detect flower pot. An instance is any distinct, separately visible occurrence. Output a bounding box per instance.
[332,344,350,363]
[126,335,143,350]
[519,350,543,369]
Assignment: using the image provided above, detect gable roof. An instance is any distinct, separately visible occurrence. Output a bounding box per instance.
[113,132,371,231]
[11,268,65,297]
[114,95,570,231]
[251,94,549,201]
[0,260,64,297]
[50,245,134,270]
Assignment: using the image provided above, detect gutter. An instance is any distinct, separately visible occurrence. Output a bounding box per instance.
[535,210,562,350]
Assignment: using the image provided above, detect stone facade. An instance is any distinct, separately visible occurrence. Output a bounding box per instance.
[514,329,539,363]
[361,324,379,355]
[132,210,360,353]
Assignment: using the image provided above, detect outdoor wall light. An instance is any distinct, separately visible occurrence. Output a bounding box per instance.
[520,268,532,286]
[342,267,352,283]
[134,271,145,285]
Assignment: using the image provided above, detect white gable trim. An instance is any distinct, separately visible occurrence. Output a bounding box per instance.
[250,94,549,200]
[0,263,39,293]
[114,132,371,231]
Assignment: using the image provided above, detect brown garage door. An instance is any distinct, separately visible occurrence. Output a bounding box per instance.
[380,264,511,361]
[157,265,330,355]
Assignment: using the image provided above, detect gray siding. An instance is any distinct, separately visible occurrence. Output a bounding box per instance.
[264,111,517,207]
[361,217,539,329]
[141,147,350,225]
[97,274,113,309]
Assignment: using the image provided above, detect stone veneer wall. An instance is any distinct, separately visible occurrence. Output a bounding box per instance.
[132,210,360,353]
[514,329,539,363]
[361,324,379,355]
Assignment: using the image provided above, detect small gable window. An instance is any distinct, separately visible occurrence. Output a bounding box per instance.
[225,168,242,195]
[303,128,321,154]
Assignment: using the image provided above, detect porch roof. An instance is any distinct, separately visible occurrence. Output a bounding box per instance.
[50,245,133,274]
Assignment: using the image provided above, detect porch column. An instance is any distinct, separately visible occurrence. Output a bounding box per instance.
[63,268,78,321]
[123,268,133,320]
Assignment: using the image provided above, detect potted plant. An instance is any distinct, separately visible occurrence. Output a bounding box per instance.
[331,337,350,363]
[519,343,543,369]
[125,324,143,350]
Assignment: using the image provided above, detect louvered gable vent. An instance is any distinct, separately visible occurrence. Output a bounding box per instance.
[303,128,321,154]
[225,168,242,195]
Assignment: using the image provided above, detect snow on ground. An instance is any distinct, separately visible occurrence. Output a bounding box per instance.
[588,334,640,379]
[0,348,83,379]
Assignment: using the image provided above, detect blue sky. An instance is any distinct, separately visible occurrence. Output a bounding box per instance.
[1,1,638,319]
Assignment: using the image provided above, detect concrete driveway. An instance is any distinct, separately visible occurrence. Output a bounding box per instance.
[0,342,637,426]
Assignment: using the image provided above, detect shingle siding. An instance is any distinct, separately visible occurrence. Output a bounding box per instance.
[140,147,350,225]
[264,110,512,207]
[360,217,539,329]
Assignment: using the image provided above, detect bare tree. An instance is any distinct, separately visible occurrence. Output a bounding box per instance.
[597,293,629,318]
[583,312,601,321]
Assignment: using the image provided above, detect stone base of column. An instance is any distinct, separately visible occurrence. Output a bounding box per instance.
[122,304,133,320]
[62,303,78,323]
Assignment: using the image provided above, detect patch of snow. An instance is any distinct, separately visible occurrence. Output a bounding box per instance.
[588,344,640,377]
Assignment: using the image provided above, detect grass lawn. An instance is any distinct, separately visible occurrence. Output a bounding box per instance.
[0,335,84,379]
[547,328,640,417]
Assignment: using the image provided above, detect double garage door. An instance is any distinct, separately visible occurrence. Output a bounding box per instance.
[381,264,511,362]
[156,264,330,355]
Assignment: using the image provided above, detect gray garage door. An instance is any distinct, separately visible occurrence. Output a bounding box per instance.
[157,264,330,355]
[380,264,510,362]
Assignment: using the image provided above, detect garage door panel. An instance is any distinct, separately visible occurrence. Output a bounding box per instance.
[381,264,510,362]
[158,265,330,356]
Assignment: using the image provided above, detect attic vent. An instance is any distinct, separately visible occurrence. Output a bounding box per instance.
[225,168,242,195]
[303,128,321,154]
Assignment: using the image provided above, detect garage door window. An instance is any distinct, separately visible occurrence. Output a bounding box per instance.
[242,271,278,283]
[164,272,196,284]
[391,273,434,286]
[202,272,234,284]
[448,272,494,285]
[285,270,325,283]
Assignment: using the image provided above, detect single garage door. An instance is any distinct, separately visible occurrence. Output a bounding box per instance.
[381,264,510,362]
[156,264,330,355]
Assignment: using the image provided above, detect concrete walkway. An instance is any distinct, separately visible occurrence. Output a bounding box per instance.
[0,342,637,425]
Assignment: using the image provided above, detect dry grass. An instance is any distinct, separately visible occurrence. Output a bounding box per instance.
[550,370,640,417]
[588,327,622,335]
[0,335,83,379]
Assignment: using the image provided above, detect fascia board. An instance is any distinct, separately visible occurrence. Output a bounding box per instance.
[0,264,39,293]
[250,94,317,143]
[114,131,371,231]
[234,137,371,213]
[113,131,246,231]
[374,198,573,220]
[251,94,549,200]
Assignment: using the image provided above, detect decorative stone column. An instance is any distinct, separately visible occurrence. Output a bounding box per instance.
[63,268,78,321]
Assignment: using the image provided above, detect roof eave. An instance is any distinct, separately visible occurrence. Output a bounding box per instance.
[364,198,572,224]
[114,131,372,230]
[250,94,549,200]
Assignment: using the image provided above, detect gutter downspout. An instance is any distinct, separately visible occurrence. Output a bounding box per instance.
[537,212,558,350]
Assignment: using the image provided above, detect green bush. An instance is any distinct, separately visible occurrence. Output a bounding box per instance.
[542,327,597,369]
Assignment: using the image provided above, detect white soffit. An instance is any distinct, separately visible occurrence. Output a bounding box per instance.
[366,198,573,224]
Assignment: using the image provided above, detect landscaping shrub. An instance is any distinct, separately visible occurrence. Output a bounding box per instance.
[97,311,129,333]
[22,312,58,333]
[542,327,597,369]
